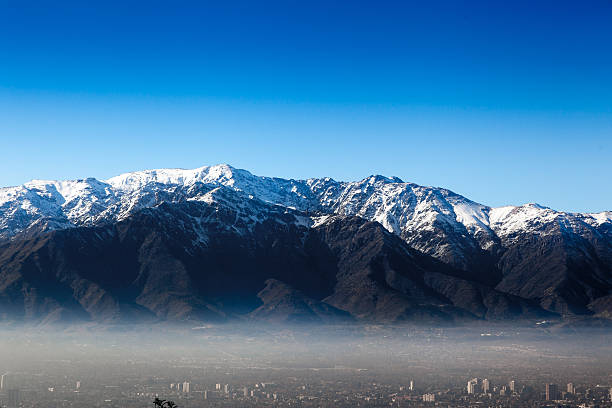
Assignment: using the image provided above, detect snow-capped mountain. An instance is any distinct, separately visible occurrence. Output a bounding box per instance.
[2,164,609,263]
[0,164,610,320]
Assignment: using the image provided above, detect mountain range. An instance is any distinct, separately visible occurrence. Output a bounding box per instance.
[0,164,610,326]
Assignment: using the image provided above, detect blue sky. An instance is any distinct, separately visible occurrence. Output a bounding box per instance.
[0,1,610,212]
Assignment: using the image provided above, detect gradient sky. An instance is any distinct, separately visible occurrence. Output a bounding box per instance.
[0,1,610,212]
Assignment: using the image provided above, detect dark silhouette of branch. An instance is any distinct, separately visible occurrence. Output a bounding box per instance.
[153,398,178,407]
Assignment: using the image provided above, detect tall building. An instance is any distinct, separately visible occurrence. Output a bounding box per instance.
[1,374,8,391]
[482,379,490,393]
[76,381,81,390]
[509,380,515,392]
[546,383,559,401]
[7,389,19,408]
[182,382,190,393]
[203,390,208,400]
[409,380,414,391]
[467,378,481,394]
[567,383,575,395]
[215,383,221,390]
[224,384,229,394]
[243,387,248,397]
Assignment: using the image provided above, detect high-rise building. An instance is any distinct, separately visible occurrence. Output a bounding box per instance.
[243,387,248,397]
[203,390,208,400]
[215,383,221,390]
[1,374,8,391]
[546,383,559,401]
[182,382,190,393]
[509,380,515,392]
[409,380,414,391]
[567,383,575,395]
[7,389,19,408]
[224,384,229,394]
[76,381,81,390]
[467,378,481,394]
[482,379,490,393]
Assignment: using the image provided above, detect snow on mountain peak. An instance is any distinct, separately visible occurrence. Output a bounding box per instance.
[588,211,612,225]
[105,163,240,192]
[1,163,610,271]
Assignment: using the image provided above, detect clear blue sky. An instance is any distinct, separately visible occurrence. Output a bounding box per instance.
[0,1,610,212]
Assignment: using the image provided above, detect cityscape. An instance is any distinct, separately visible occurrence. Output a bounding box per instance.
[3,372,612,407]
[0,325,610,407]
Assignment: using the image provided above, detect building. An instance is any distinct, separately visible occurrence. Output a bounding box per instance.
[567,383,575,395]
[422,393,435,402]
[203,390,208,400]
[7,389,19,408]
[243,387,248,397]
[0,374,8,391]
[215,383,221,390]
[482,378,490,393]
[182,381,190,393]
[467,378,481,394]
[509,380,515,392]
[409,380,414,391]
[224,384,229,394]
[76,381,81,390]
[546,383,559,401]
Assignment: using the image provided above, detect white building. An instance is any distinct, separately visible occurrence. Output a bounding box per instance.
[422,393,435,402]
[483,378,490,393]
[467,378,481,394]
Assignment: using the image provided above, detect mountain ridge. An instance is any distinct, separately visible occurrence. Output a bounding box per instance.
[0,164,610,324]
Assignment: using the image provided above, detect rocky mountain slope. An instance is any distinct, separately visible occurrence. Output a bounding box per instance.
[0,164,610,324]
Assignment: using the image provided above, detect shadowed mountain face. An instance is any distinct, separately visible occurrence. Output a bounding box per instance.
[0,199,553,325]
[0,164,610,324]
